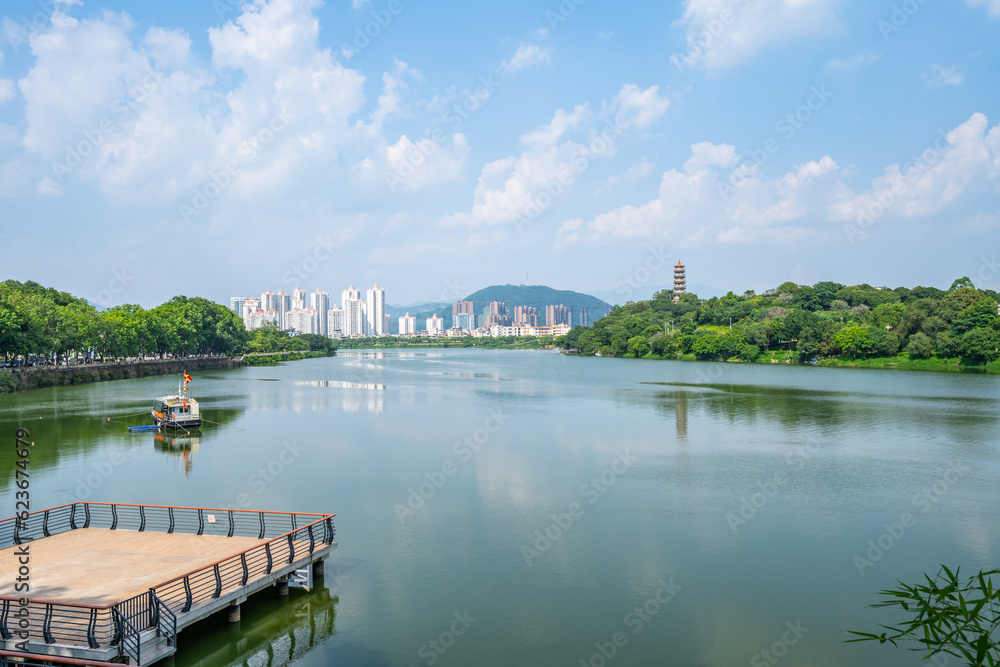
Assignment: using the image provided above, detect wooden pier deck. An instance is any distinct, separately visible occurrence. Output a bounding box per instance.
[0,503,336,666]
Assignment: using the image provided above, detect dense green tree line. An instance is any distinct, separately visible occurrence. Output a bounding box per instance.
[556,278,1000,365]
[0,280,250,363]
[245,322,337,354]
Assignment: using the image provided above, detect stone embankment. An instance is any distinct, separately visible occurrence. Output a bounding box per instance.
[0,356,242,393]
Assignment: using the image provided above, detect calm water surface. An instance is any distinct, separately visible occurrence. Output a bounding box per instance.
[1,349,998,666]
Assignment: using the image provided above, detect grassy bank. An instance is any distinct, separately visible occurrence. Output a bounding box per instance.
[241,350,336,366]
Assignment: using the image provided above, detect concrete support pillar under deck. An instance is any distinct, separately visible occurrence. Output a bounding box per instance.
[227,602,241,623]
[312,559,325,578]
[276,577,289,596]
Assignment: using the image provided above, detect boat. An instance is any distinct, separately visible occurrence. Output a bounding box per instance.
[152,373,202,430]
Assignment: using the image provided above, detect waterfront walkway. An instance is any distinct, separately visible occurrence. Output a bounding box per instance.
[0,503,336,665]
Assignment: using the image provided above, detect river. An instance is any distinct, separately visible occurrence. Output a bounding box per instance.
[1,349,998,666]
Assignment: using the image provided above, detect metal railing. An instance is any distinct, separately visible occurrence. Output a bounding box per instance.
[0,503,335,663]
[0,649,125,666]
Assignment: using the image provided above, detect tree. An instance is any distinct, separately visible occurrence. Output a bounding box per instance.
[627,336,650,358]
[835,326,874,356]
[960,328,1000,364]
[936,331,961,358]
[906,332,933,359]
[949,276,975,291]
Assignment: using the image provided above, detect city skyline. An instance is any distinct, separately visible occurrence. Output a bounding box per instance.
[0,1,996,308]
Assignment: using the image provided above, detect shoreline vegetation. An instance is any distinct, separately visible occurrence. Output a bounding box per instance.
[0,280,336,394]
[552,277,1000,374]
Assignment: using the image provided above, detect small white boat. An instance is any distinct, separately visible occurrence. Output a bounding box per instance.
[152,375,202,429]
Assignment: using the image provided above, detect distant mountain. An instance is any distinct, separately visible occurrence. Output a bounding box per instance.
[385,301,450,319]
[401,285,612,332]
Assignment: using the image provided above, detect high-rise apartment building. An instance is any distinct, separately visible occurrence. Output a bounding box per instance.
[452,300,474,315]
[399,313,417,335]
[514,306,539,326]
[275,290,292,329]
[454,312,476,330]
[427,315,444,335]
[292,287,306,310]
[366,285,386,336]
[341,286,364,336]
[328,305,344,338]
[384,313,392,335]
[310,289,330,336]
[578,307,589,328]
[486,301,511,327]
[545,304,572,327]
[230,296,249,315]
[286,307,316,334]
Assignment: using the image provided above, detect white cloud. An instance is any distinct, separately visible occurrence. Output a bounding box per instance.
[671,0,842,73]
[35,176,62,196]
[370,59,418,129]
[6,0,376,206]
[355,132,471,193]
[352,0,370,8]
[499,42,552,75]
[826,52,880,70]
[831,113,1000,222]
[967,0,1000,19]
[610,83,670,130]
[561,113,1000,248]
[923,64,964,88]
[143,27,192,70]
[0,78,15,105]
[520,104,590,149]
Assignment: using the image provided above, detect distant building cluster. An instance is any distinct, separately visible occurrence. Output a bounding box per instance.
[230,290,607,339]
[231,284,387,338]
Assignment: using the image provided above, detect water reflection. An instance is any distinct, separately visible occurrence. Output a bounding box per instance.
[169,585,337,667]
[295,380,386,390]
[154,432,201,475]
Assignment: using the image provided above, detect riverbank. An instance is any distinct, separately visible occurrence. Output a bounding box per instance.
[241,350,336,366]
[0,356,242,394]
[639,349,1000,373]
[0,350,338,394]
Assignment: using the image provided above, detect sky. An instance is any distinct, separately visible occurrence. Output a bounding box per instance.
[0,0,998,308]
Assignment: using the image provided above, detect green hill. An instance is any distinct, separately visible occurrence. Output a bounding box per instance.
[404,285,610,331]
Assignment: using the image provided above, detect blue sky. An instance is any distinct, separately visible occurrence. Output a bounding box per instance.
[0,0,998,308]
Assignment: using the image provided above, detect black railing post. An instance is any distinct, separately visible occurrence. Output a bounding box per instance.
[139,505,146,532]
[213,564,222,598]
[69,503,77,530]
[265,542,273,574]
[182,576,193,612]
[83,503,91,528]
[42,510,50,537]
[149,592,158,629]
[43,604,55,643]
[325,517,335,545]
[197,508,205,535]
[168,507,175,534]
[87,607,99,648]
[0,600,11,640]
[227,510,235,538]
[308,524,315,554]
[240,553,249,586]
[258,511,266,539]
[287,533,295,564]
[111,504,118,530]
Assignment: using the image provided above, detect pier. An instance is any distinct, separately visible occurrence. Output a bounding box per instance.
[0,503,336,665]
